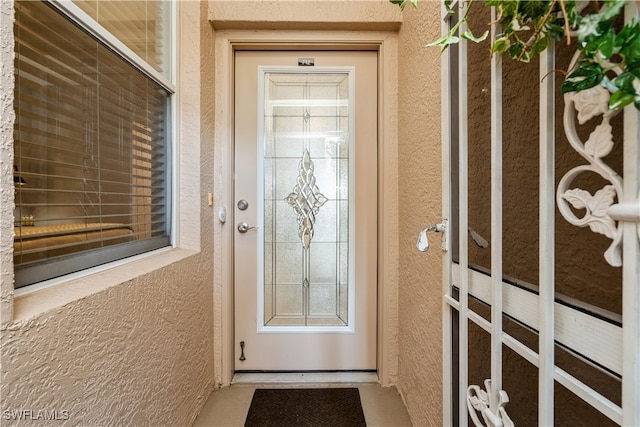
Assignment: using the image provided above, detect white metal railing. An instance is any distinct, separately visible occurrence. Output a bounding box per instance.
[488,7,504,425]
[457,10,471,427]
[439,2,640,426]
[538,26,556,427]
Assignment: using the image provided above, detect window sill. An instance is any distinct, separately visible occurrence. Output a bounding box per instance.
[12,247,199,322]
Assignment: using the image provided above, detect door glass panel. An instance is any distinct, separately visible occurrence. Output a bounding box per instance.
[261,71,351,328]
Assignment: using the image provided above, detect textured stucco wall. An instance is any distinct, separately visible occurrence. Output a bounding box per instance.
[1,259,212,426]
[0,0,16,329]
[395,3,444,426]
[209,0,402,30]
[0,2,216,426]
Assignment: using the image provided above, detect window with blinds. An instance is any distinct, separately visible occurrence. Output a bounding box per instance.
[13,1,172,288]
[72,0,171,79]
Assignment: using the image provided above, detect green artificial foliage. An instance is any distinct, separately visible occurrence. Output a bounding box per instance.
[393,0,640,111]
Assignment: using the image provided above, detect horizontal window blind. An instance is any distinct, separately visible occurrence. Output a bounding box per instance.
[13,1,170,287]
[72,0,170,78]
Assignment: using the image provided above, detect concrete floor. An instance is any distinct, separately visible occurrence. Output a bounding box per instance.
[192,374,412,426]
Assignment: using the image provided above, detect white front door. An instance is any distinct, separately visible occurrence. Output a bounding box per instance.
[233,51,377,371]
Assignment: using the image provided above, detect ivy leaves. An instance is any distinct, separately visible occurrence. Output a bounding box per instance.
[389,0,418,11]
[487,0,570,63]
[391,0,640,111]
[426,0,489,53]
[561,1,640,111]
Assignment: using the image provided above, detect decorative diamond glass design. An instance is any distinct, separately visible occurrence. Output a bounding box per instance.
[262,71,351,327]
[285,148,328,249]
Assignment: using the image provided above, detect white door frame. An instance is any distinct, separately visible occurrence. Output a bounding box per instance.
[212,31,399,387]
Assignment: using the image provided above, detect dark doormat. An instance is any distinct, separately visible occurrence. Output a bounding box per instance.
[244,387,367,427]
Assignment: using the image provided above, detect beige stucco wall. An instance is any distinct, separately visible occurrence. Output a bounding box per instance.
[1,0,446,425]
[395,3,444,426]
[0,2,216,426]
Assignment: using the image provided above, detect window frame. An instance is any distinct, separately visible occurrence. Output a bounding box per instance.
[13,0,177,288]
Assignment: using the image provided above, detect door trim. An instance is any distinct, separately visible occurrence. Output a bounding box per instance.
[212,31,399,387]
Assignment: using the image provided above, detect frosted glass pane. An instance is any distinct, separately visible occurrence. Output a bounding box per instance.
[308,132,346,159]
[272,116,305,157]
[307,317,346,326]
[310,243,338,284]
[267,78,305,119]
[339,159,349,199]
[339,281,348,321]
[310,117,341,135]
[272,114,305,133]
[339,202,349,242]
[314,201,338,242]
[274,243,302,284]
[339,242,348,283]
[272,158,300,200]
[273,136,303,158]
[274,284,303,316]
[274,158,301,199]
[264,284,274,320]
[312,159,338,200]
[264,160,273,199]
[262,70,351,328]
[264,243,273,284]
[264,201,273,242]
[275,201,299,242]
[309,284,338,316]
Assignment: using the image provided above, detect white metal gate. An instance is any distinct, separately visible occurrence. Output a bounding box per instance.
[432,2,640,425]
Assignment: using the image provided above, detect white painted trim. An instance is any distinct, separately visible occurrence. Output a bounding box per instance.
[622,5,640,425]
[212,30,399,387]
[452,266,622,375]
[14,247,173,297]
[457,7,470,426]
[48,0,175,92]
[213,32,236,388]
[255,66,356,335]
[440,2,454,425]
[445,291,623,424]
[489,7,504,414]
[555,368,622,424]
[12,248,197,321]
[538,40,556,426]
[232,372,378,384]
[376,32,400,388]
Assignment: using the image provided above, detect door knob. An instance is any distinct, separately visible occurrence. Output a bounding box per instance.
[237,222,257,233]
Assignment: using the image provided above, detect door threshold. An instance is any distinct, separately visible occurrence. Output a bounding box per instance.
[232,372,378,385]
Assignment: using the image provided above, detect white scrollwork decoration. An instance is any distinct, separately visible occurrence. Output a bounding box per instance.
[557,52,624,267]
[467,380,514,427]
